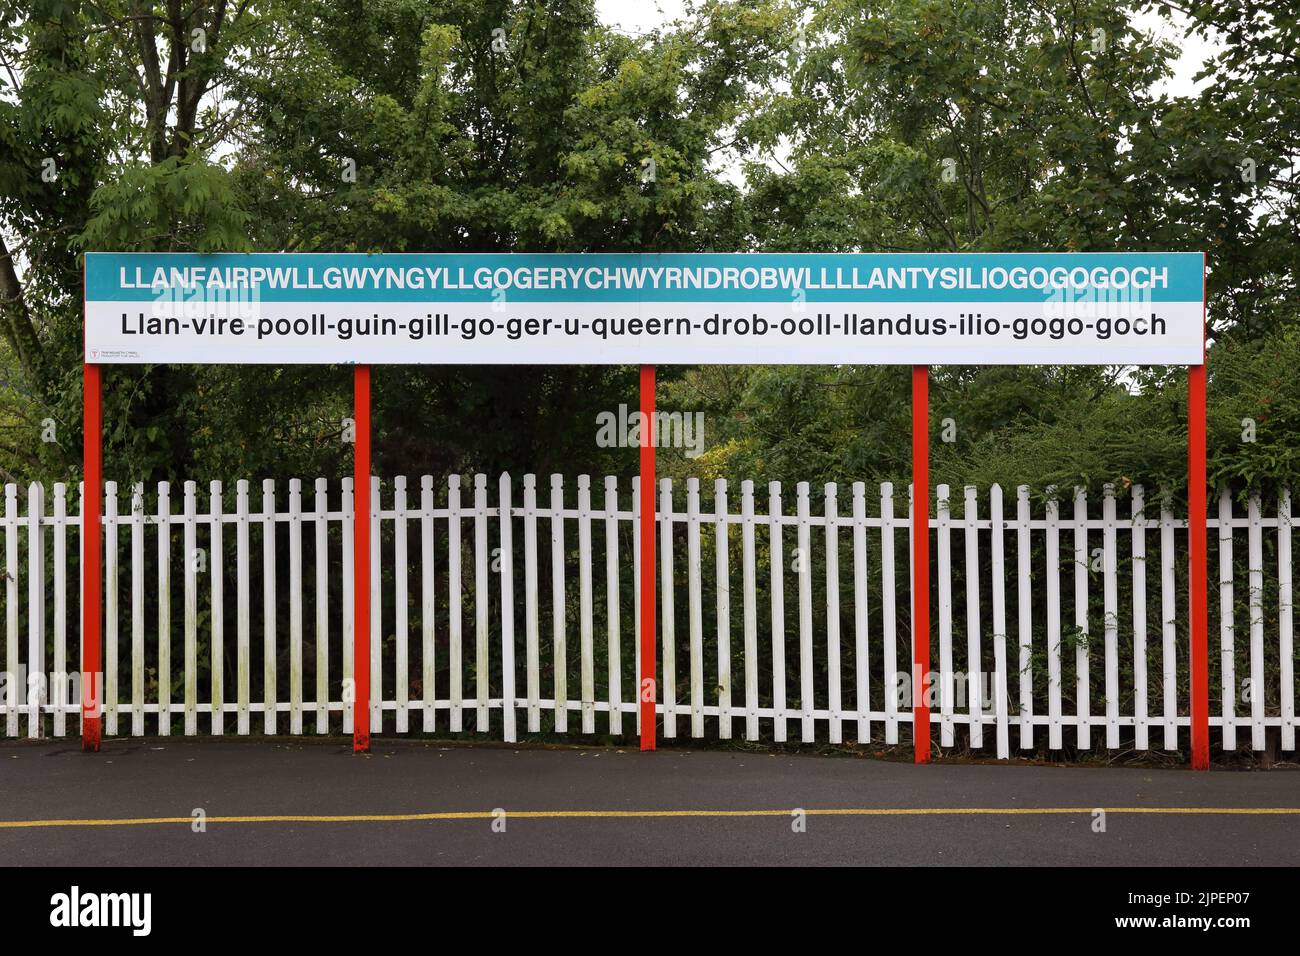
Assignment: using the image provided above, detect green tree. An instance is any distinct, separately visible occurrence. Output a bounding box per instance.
[0,0,794,484]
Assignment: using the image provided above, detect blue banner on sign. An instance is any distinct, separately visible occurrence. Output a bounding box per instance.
[85,252,1205,304]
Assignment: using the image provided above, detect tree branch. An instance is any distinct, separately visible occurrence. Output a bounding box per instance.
[0,235,44,388]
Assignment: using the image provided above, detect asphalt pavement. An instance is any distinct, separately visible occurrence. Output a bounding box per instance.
[2,738,1297,866]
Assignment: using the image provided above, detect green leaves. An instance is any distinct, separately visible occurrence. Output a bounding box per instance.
[78,154,252,253]
[757,0,1182,253]
[0,0,1296,499]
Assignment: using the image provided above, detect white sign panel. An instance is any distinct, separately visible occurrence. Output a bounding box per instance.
[84,252,1206,365]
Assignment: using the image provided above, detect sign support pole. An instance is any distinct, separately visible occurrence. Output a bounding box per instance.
[1189,363,1209,769]
[353,365,371,753]
[911,365,931,763]
[82,363,103,751]
[639,364,657,751]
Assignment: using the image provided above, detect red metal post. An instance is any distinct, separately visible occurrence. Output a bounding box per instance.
[911,365,931,763]
[353,365,371,752]
[639,364,657,751]
[81,363,103,751]
[1189,363,1209,769]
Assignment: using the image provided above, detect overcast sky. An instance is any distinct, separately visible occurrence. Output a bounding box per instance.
[594,0,1220,98]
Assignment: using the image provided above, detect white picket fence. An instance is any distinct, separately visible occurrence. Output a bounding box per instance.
[0,475,1294,756]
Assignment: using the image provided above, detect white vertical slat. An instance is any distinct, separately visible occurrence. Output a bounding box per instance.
[1015,486,1033,749]
[549,475,567,733]
[989,485,1009,759]
[795,481,814,743]
[2,486,14,736]
[394,475,409,735]
[880,482,898,745]
[852,482,870,744]
[1045,489,1062,750]
[686,478,704,738]
[313,478,328,734]
[824,482,842,745]
[1247,491,1265,751]
[499,473,517,743]
[604,476,622,736]
[156,481,172,736]
[52,483,67,737]
[660,478,676,738]
[1160,499,1177,750]
[577,474,595,734]
[768,481,786,743]
[369,475,382,734]
[183,481,198,736]
[632,476,641,737]
[130,483,144,737]
[26,482,45,737]
[1217,490,1236,750]
[5,484,19,737]
[104,481,119,737]
[1073,487,1089,750]
[447,475,462,732]
[963,485,983,750]
[715,479,732,740]
[236,480,251,735]
[259,479,274,736]
[523,475,540,733]
[1279,489,1294,751]
[288,479,304,736]
[341,478,354,735]
[211,481,225,735]
[1131,485,1149,751]
[473,473,489,731]
[1102,483,1119,750]
[420,476,435,733]
[741,480,759,741]
[936,484,954,747]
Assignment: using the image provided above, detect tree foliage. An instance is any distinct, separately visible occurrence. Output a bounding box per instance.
[0,0,1295,498]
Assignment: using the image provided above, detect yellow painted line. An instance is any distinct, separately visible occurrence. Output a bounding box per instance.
[1,807,1299,829]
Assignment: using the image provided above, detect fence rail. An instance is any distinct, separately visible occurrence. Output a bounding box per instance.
[1,475,1294,756]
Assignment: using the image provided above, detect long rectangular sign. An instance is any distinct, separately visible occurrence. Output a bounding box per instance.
[85,252,1205,365]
